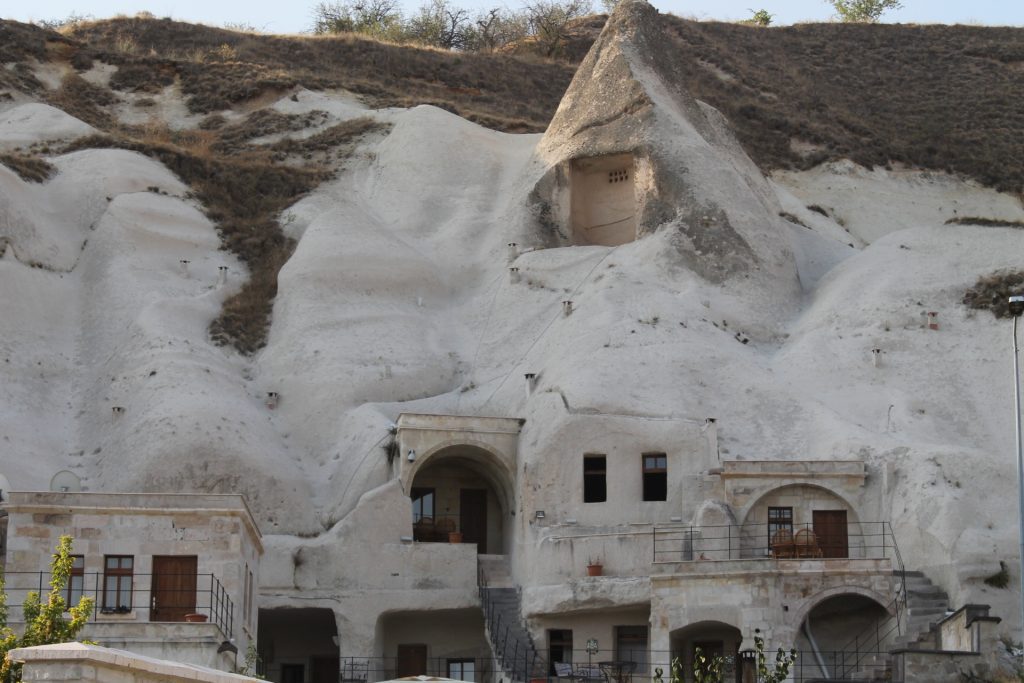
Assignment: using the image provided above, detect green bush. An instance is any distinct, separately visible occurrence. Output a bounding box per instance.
[0,536,95,682]
[827,0,902,23]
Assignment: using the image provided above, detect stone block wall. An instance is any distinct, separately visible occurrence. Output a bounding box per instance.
[12,643,259,683]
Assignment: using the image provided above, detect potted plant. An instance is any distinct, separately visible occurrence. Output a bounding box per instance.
[449,530,464,543]
[586,557,603,576]
[184,613,208,623]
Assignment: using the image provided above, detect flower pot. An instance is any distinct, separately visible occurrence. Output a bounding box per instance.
[184,613,208,623]
[449,531,464,544]
[587,564,603,577]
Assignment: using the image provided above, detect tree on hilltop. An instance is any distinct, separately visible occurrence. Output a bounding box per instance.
[311,0,405,39]
[827,0,902,22]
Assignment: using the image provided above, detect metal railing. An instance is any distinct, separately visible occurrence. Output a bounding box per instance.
[652,521,908,680]
[334,650,890,683]
[477,563,542,681]
[413,514,462,542]
[2,571,234,638]
[652,521,897,563]
[338,656,497,682]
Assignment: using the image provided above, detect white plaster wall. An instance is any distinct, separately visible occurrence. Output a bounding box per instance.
[571,154,637,247]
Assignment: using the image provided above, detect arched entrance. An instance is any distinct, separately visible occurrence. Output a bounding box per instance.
[409,444,511,554]
[669,621,742,683]
[740,483,862,559]
[796,592,891,679]
[258,607,339,683]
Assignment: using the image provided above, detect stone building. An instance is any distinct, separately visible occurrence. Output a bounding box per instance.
[1,492,261,671]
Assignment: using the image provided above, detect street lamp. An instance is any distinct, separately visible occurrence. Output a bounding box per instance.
[1009,294,1024,638]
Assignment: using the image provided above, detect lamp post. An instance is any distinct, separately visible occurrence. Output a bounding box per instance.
[1009,294,1024,638]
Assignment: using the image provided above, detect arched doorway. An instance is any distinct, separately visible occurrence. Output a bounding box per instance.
[258,607,340,683]
[669,621,742,683]
[740,484,862,559]
[409,445,510,554]
[796,593,891,679]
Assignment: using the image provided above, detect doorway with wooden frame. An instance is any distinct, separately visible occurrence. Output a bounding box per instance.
[150,555,197,622]
[813,510,849,558]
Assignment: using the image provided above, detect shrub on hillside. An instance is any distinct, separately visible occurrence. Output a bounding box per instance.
[963,271,1024,319]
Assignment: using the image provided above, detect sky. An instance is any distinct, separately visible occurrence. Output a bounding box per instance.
[3,0,1022,35]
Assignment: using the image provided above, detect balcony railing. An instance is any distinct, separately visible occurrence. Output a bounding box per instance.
[412,514,463,542]
[2,571,234,638]
[334,650,893,683]
[652,521,897,563]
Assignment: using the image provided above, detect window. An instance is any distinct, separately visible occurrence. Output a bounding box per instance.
[641,453,667,501]
[103,555,133,611]
[616,626,649,674]
[411,488,435,522]
[768,507,794,547]
[66,555,84,608]
[548,629,573,675]
[448,659,476,682]
[583,455,606,503]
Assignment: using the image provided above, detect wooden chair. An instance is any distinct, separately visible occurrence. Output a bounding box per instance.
[770,529,796,558]
[794,529,823,558]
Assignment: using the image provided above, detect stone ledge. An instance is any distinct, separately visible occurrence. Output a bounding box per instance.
[10,642,258,683]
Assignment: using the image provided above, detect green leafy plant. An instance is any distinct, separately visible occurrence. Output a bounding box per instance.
[653,648,725,683]
[748,9,774,26]
[693,646,726,683]
[984,561,1011,589]
[753,629,797,683]
[0,536,95,682]
[827,0,902,23]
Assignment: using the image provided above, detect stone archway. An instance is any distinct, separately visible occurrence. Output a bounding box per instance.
[408,445,510,554]
[669,621,743,683]
[396,414,523,554]
[738,483,866,559]
[792,591,893,680]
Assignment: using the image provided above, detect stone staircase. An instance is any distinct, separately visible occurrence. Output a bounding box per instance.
[479,555,546,683]
[845,570,950,681]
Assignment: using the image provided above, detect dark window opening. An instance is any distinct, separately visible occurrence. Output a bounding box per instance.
[616,626,649,674]
[103,555,133,611]
[583,455,607,503]
[642,453,667,501]
[549,629,574,675]
[768,506,794,548]
[66,555,84,608]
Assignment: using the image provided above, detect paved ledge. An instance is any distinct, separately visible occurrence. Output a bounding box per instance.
[10,642,258,683]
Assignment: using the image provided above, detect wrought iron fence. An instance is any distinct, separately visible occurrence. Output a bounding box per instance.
[477,563,543,681]
[652,521,897,563]
[413,513,463,542]
[2,571,234,638]
[333,650,893,683]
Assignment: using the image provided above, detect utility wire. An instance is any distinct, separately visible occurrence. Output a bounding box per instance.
[476,246,619,413]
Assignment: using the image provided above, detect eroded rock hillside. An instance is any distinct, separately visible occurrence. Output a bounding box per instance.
[2,0,1024,633]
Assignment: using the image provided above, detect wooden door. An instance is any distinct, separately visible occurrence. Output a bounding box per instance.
[460,489,488,554]
[151,555,197,622]
[813,510,849,558]
[396,644,427,678]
